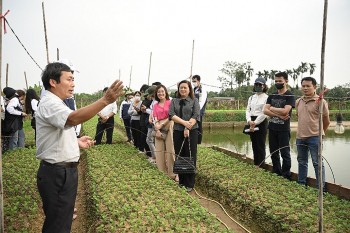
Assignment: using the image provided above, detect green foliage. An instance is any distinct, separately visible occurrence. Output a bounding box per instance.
[3,148,41,233]
[196,147,350,233]
[83,143,231,232]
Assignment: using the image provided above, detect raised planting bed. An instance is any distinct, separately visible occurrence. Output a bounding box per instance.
[3,148,42,232]
[195,147,350,233]
[83,143,233,232]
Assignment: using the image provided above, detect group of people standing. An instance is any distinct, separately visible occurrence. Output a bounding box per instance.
[119,76,207,192]
[1,86,40,152]
[246,72,330,191]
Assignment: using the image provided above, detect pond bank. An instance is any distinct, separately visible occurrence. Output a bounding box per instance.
[203,121,350,129]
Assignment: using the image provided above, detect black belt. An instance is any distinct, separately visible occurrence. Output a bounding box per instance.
[41,160,79,168]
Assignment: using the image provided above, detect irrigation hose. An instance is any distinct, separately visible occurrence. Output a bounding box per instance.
[192,188,252,233]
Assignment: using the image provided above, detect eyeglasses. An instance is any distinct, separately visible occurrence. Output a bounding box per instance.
[254,83,263,86]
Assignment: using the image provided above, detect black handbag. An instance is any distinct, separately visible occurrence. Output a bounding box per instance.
[173,137,196,174]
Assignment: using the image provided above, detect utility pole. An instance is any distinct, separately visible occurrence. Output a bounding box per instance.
[57,48,59,61]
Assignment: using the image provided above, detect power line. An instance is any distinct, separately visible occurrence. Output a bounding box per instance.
[4,18,43,71]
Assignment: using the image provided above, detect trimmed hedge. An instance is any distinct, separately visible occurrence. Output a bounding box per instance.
[203,110,350,122]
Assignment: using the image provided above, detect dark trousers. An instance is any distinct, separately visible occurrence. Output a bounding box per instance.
[140,125,151,156]
[122,118,132,141]
[173,129,198,188]
[269,129,291,178]
[250,119,268,166]
[37,162,78,233]
[197,115,203,144]
[94,117,114,144]
[131,120,142,151]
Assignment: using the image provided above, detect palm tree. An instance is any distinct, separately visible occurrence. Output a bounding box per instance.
[263,70,270,80]
[256,71,264,78]
[309,63,316,75]
[292,68,300,88]
[245,63,254,86]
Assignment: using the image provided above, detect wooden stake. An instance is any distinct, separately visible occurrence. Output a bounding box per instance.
[5,63,8,87]
[42,2,50,64]
[318,0,328,232]
[147,52,152,85]
[129,66,132,88]
[24,72,28,90]
[190,40,195,78]
[0,0,5,230]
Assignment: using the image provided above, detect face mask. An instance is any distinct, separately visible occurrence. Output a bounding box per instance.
[134,96,141,101]
[254,86,263,93]
[192,82,198,88]
[275,83,284,90]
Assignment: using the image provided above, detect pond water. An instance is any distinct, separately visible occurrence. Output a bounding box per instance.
[202,127,350,188]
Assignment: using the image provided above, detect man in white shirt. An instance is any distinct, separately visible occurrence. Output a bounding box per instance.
[94,87,118,144]
[192,75,207,144]
[36,62,123,233]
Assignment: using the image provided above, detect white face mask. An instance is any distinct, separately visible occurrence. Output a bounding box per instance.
[134,96,141,101]
[192,82,198,88]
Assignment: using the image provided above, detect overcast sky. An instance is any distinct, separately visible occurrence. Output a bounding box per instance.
[2,0,349,94]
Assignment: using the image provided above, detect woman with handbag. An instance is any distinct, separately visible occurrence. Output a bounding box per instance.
[153,85,177,180]
[25,89,40,140]
[245,77,269,166]
[169,80,200,192]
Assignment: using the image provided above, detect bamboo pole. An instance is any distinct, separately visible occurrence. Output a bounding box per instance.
[57,48,59,61]
[129,65,132,88]
[24,72,28,90]
[190,39,195,78]
[5,63,7,87]
[42,2,49,64]
[147,52,152,85]
[318,0,328,232]
[0,0,5,231]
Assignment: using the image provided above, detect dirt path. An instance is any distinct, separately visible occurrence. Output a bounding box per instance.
[71,162,88,233]
[189,188,251,233]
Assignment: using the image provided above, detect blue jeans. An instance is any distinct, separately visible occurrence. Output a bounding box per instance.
[9,129,25,150]
[296,136,325,189]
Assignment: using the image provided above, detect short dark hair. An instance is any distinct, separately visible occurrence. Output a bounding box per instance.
[103,87,108,92]
[41,62,72,90]
[192,75,201,82]
[176,80,194,99]
[301,77,317,86]
[139,84,149,93]
[152,81,161,86]
[275,72,288,80]
[154,85,169,102]
[134,91,142,96]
